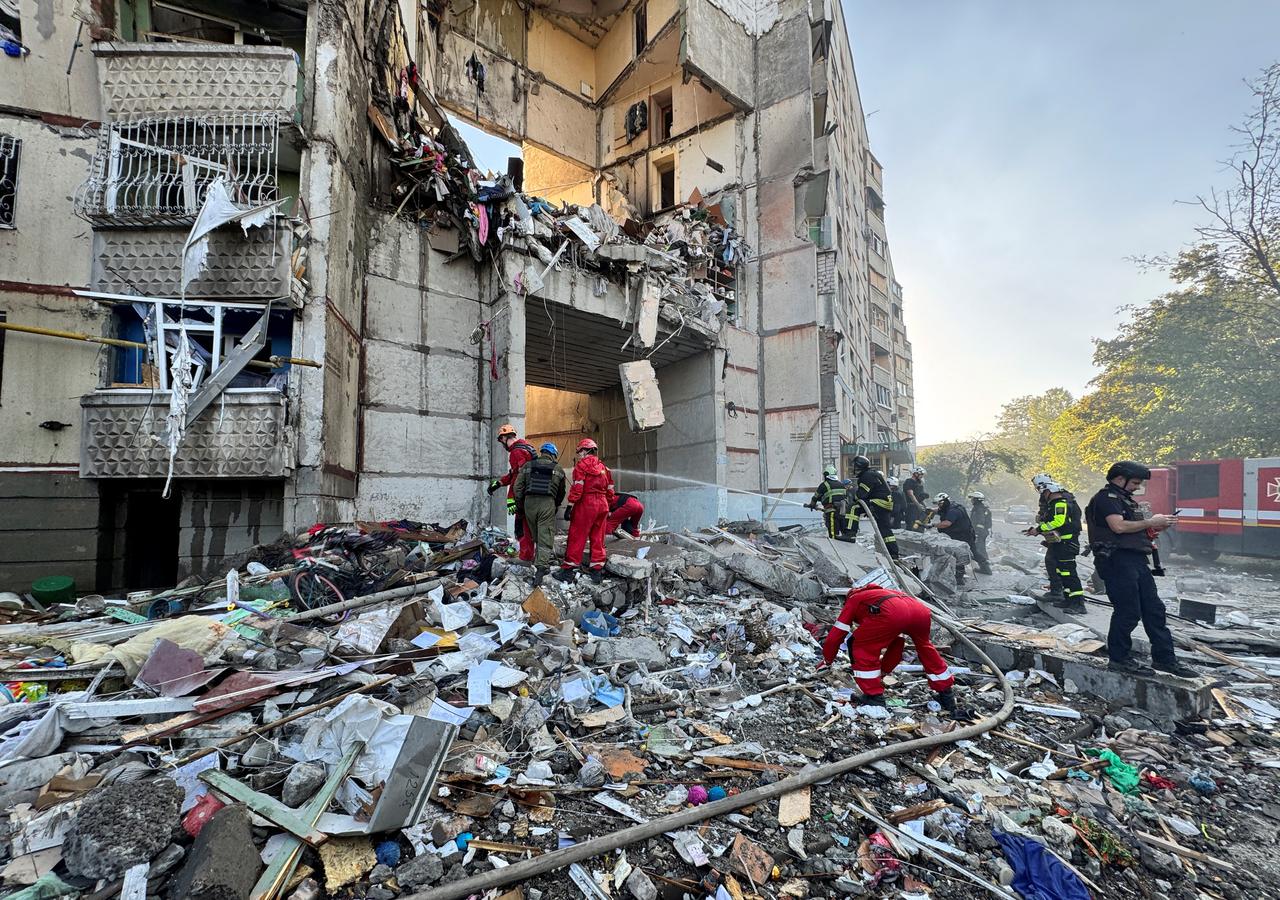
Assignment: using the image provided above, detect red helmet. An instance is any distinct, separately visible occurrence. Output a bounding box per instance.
[576,438,598,452]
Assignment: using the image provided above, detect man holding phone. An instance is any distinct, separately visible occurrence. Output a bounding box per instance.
[1085,460,1196,677]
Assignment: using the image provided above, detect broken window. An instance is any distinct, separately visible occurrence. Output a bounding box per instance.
[146,1,285,45]
[0,135,18,228]
[813,94,827,139]
[868,232,886,257]
[651,88,673,143]
[107,301,293,392]
[634,2,647,56]
[76,115,280,225]
[876,384,892,409]
[0,0,19,46]
[654,157,675,211]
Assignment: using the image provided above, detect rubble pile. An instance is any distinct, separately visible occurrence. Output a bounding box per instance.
[0,520,1279,899]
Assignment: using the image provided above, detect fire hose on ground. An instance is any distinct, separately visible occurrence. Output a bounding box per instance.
[406,501,1018,900]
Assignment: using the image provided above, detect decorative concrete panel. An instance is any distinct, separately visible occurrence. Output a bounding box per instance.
[93,226,291,299]
[94,43,300,121]
[80,390,288,479]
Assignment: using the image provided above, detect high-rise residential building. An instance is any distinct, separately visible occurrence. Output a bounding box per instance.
[0,0,915,590]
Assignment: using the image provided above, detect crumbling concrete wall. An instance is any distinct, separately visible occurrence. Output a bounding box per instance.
[592,350,727,531]
[287,0,377,529]
[177,482,285,579]
[356,213,489,524]
[0,0,108,591]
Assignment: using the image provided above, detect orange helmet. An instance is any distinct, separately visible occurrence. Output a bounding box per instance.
[497,424,517,440]
[577,438,598,452]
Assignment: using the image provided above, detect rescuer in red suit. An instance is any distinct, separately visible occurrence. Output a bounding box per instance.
[554,439,616,584]
[606,492,645,538]
[488,423,537,562]
[822,583,964,715]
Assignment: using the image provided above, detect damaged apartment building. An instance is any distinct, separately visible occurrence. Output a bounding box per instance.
[0,0,915,592]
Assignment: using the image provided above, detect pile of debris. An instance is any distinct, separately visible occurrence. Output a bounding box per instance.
[1,518,1279,900]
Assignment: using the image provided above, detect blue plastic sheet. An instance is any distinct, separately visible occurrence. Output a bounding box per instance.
[994,831,1090,900]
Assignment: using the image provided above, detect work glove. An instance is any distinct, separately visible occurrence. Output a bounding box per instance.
[564,504,573,521]
[487,478,502,495]
[506,497,517,514]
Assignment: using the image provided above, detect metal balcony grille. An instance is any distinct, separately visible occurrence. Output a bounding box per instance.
[75,113,279,227]
[0,135,19,228]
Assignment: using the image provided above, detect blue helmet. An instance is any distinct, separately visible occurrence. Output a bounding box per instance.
[539,442,559,457]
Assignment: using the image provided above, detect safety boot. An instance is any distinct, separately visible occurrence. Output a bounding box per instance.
[588,569,604,584]
[552,568,577,584]
[532,566,549,584]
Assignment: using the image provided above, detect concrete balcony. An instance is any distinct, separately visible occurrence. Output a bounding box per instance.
[92,224,292,299]
[93,43,301,122]
[870,324,892,355]
[871,363,893,388]
[80,389,288,479]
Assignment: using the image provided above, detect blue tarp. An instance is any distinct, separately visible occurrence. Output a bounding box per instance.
[994,831,1090,900]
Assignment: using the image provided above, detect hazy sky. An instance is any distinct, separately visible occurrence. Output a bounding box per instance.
[454,3,1280,445]
[843,1,1280,443]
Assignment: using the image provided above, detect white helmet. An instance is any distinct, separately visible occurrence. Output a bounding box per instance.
[887,476,899,487]
[912,466,926,476]
[1032,473,1053,491]
[935,492,950,504]
[1045,481,1064,493]
[967,491,985,501]
[823,464,838,477]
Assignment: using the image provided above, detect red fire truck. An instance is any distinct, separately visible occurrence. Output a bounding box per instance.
[1141,458,1280,562]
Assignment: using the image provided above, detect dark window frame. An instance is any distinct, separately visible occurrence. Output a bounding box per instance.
[1178,463,1221,501]
[0,135,19,229]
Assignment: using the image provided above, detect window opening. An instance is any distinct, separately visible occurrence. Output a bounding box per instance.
[0,135,18,228]
[651,88,672,143]
[633,2,647,56]
[654,157,675,211]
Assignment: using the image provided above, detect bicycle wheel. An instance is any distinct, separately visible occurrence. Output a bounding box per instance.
[290,570,345,612]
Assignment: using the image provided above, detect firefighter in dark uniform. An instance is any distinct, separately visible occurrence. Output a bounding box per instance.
[1028,473,1064,600]
[933,493,975,585]
[888,476,907,530]
[1085,461,1195,677]
[514,442,568,583]
[966,491,994,575]
[1033,481,1085,613]
[808,465,854,541]
[848,455,899,559]
[902,467,928,531]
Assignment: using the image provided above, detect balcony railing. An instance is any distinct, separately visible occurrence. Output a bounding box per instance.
[81,389,288,479]
[75,114,281,227]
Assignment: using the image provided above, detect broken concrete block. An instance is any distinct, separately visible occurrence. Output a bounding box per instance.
[637,276,661,348]
[396,851,445,889]
[605,554,655,580]
[593,635,668,668]
[64,778,184,880]
[619,360,665,430]
[625,867,658,900]
[281,761,327,808]
[167,804,261,900]
[799,536,876,586]
[725,552,821,601]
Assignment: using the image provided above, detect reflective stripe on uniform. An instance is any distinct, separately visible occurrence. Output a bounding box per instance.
[1067,590,1085,597]
[833,621,852,632]
[926,668,952,681]
[854,669,882,680]
[884,535,897,542]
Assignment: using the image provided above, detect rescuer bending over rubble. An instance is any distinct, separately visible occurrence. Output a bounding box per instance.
[821,583,968,717]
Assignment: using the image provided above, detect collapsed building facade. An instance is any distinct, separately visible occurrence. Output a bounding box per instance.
[0,0,916,592]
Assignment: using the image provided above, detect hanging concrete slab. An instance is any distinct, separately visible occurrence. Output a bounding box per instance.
[618,360,665,431]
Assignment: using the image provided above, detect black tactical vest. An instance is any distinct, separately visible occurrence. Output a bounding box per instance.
[525,458,558,496]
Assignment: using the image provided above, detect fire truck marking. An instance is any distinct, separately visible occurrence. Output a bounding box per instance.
[1268,476,1280,504]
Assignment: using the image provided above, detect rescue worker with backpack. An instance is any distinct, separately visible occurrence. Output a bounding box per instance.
[933,493,980,583]
[488,424,538,562]
[848,455,899,559]
[555,439,616,584]
[514,442,567,584]
[807,465,854,541]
